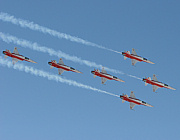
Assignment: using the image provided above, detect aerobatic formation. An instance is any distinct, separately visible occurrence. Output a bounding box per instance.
[0,12,176,110]
[2,46,176,110]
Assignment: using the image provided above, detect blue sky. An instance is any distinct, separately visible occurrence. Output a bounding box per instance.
[0,0,180,140]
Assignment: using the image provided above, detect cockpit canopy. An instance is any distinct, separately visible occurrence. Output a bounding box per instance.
[164,84,168,86]
[113,76,117,79]
[70,67,75,70]
[142,101,146,104]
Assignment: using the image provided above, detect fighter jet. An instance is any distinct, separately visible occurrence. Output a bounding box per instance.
[142,74,176,92]
[91,67,125,84]
[2,47,37,64]
[120,91,153,110]
[48,58,82,75]
[122,48,154,66]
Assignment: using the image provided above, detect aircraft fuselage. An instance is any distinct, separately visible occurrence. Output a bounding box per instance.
[120,95,153,107]
[91,71,121,82]
[48,62,82,73]
[143,78,175,90]
[122,52,154,64]
[3,51,36,63]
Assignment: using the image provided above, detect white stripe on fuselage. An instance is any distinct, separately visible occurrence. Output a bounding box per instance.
[12,54,25,59]
[99,72,116,80]
[53,63,76,72]
[131,54,145,61]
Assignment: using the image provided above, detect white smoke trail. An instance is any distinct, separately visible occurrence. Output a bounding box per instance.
[0,32,142,80]
[0,57,119,97]
[0,32,124,74]
[0,12,122,54]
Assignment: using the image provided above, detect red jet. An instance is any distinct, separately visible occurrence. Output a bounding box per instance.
[143,74,176,92]
[122,48,154,66]
[48,58,82,75]
[91,67,125,84]
[120,91,153,110]
[3,47,37,64]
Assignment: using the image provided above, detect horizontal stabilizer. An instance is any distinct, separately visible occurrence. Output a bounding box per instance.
[93,75,97,78]
[50,66,53,69]
[145,82,148,86]
[4,55,8,59]
[122,99,125,103]
[124,56,127,60]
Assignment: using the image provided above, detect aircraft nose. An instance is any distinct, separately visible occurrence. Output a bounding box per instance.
[122,52,125,56]
[120,95,123,99]
[48,62,51,65]
[2,51,5,54]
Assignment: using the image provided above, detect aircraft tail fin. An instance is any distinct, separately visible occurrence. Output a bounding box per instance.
[148,77,151,80]
[52,60,57,64]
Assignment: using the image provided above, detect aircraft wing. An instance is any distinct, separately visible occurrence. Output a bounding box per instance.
[153,74,158,81]
[152,85,159,92]
[59,58,64,65]
[58,68,64,75]
[130,91,136,98]
[12,58,18,64]
[13,47,19,54]
[101,77,108,84]
[102,67,107,74]
[130,102,136,110]
[131,59,138,66]
[132,48,137,55]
